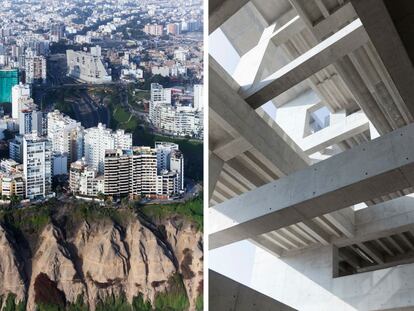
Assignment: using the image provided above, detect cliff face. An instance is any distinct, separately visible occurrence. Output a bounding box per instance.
[0,213,203,311]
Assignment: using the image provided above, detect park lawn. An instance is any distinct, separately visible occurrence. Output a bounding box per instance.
[113,107,130,123]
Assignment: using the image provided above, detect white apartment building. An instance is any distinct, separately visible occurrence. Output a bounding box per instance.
[155,141,179,171]
[155,142,184,191]
[193,84,203,111]
[23,134,52,199]
[156,170,179,197]
[149,84,203,138]
[0,159,24,199]
[69,159,104,197]
[11,83,30,119]
[84,123,132,173]
[47,110,84,166]
[150,83,172,103]
[149,103,203,137]
[25,54,46,84]
[103,145,182,198]
[104,147,158,197]
[170,149,184,191]
[66,47,112,84]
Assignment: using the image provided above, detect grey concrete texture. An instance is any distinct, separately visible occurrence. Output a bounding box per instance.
[210,122,414,249]
[209,270,297,311]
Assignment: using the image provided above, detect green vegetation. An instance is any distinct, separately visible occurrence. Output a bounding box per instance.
[154,274,189,311]
[33,287,187,311]
[95,293,131,311]
[113,106,138,131]
[133,90,150,101]
[67,295,88,311]
[69,200,134,228]
[54,100,76,120]
[131,294,152,311]
[0,199,134,248]
[2,294,25,311]
[0,203,51,236]
[195,295,203,311]
[37,304,64,311]
[141,74,172,90]
[140,196,203,231]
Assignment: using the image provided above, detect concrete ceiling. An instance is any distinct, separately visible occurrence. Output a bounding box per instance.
[209,1,414,308]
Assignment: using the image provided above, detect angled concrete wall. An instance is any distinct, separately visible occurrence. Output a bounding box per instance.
[209,270,297,311]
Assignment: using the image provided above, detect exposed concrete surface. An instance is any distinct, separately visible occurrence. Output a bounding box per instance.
[209,269,296,311]
[210,123,414,249]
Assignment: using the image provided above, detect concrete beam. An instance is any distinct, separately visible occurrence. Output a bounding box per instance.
[312,2,357,40]
[324,208,354,238]
[213,136,252,161]
[210,62,309,179]
[209,0,250,34]
[209,123,414,249]
[297,220,330,245]
[351,0,414,120]
[357,242,384,264]
[301,111,370,155]
[209,152,224,200]
[241,19,368,109]
[334,195,414,247]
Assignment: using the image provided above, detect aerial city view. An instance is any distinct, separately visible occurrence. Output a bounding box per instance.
[0,0,203,310]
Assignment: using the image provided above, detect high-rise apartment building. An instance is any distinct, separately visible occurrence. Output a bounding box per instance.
[47,110,84,166]
[9,135,23,163]
[11,83,30,118]
[166,23,180,35]
[155,142,184,190]
[156,171,179,197]
[69,159,104,197]
[143,24,163,36]
[150,83,172,103]
[23,134,52,199]
[193,84,203,111]
[155,142,179,172]
[50,23,65,42]
[25,54,46,84]
[84,123,132,173]
[170,149,184,190]
[149,84,203,138]
[104,147,158,197]
[19,108,44,135]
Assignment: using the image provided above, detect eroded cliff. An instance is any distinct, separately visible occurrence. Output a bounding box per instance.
[0,200,203,311]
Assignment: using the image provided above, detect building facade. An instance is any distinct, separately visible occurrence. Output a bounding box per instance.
[84,123,132,173]
[47,110,84,166]
[22,134,52,199]
[69,159,104,197]
[11,83,30,119]
[25,54,46,84]
[149,83,203,138]
[104,147,158,197]
[66,47,112,83]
